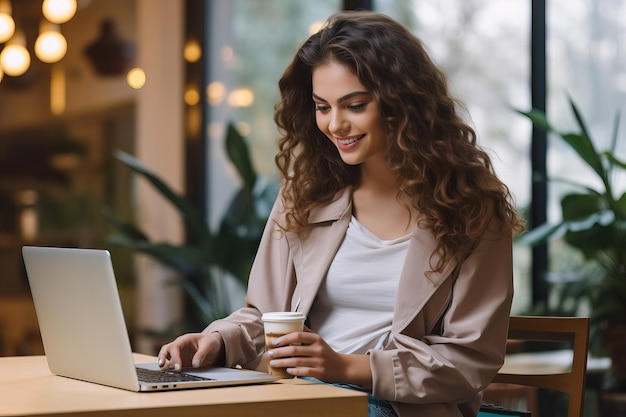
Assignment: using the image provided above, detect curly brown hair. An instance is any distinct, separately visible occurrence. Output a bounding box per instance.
[274,10,524,273]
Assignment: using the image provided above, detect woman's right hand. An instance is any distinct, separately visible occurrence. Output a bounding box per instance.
[157,332,225,371]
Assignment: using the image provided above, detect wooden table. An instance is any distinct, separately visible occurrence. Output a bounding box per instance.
[0,354,368,417]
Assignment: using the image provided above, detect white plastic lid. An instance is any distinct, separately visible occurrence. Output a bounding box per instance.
[262,312,306,322]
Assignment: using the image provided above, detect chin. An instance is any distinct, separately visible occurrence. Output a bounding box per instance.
[338,156,362,166]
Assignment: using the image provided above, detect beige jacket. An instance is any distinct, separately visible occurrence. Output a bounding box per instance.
[205,187,514,417]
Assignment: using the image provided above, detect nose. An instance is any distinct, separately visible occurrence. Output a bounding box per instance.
[328,109,348,136]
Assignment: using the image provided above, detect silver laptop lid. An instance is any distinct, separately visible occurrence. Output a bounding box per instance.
[23,246,280,392]
[23,246,141,391]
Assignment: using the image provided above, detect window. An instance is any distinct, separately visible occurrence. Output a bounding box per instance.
[545,0,626,274]
[206,0,341,228]
[376,0,532,312]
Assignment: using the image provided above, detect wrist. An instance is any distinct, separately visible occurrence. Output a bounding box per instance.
[342,353,372,389]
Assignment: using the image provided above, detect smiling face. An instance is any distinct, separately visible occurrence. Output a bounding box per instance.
[312,61,387,167]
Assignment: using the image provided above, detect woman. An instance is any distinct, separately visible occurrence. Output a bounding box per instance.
[159,10,524,417]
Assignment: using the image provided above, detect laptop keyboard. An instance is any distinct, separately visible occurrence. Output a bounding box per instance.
[136,367,215,383]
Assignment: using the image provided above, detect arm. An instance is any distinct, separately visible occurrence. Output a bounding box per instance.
[159,194,297,371]
[370,224,514,404]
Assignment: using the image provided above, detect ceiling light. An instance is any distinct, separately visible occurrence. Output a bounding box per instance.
[42,0,77,24]
[0,0,15,43]
[183,39,202,63]
[35,22,67,63]
[0,30,31,77]
[126,67,146,89]
[227,88,255,108]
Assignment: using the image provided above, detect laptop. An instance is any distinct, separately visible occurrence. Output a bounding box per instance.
[22,245,279,392]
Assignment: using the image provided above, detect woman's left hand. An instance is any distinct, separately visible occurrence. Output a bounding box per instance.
[266,329,372,387]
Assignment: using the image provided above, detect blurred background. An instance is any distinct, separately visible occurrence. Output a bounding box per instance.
[0,1,624,414]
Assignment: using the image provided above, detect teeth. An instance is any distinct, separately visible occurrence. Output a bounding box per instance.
[338,135,364,145]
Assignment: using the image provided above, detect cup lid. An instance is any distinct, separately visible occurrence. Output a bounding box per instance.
[262,312,306,322]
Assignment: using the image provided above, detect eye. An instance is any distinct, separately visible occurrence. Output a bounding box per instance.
[314,104,330,113]
[348,103,367,112]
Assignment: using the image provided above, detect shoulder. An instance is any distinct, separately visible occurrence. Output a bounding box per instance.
[307,187,352,224]
[271,186,353,227]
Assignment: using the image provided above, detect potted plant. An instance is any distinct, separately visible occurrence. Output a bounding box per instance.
[516,97,626,391]
[105,123,278,333]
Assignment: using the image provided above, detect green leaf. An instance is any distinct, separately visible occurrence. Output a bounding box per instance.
[564,224,615,257]
[605,150,626,171]
[180,279,214,324]
[547,175,601,195]
[102,208,149,242]
[515,222,565,246]
[560,193,606,221]
[114,150,212,244]
[518,103,606,180]
[559,132,605,179]
[608,110,621,155]
[615,192,626,220]
[516,109,552,131]
[568,97,593,142]
[225,124,256,193]
[106,235,211,274]
[566,97,608,180]
[515,210,615,248]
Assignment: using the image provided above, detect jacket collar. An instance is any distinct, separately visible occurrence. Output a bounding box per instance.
[307,187,352,224]
[293,186,458,334]
[393,226,458,332]
[290,188,353,315]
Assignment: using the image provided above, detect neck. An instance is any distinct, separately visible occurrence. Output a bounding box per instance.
[352,158,416,240]
[358,157,399,194]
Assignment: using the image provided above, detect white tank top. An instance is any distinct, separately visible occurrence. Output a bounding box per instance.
[308,216,411,354]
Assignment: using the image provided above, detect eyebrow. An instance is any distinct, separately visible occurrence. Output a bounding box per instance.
[312,91,371,103]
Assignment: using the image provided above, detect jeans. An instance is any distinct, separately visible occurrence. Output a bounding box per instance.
[298,377,398,417]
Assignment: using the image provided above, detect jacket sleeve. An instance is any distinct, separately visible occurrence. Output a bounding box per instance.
[202,196,297,369]
[369,221,514,405]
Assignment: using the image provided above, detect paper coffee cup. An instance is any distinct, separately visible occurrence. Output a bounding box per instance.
[262,312,306,378]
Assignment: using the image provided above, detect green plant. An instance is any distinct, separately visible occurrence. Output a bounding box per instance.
[516,97,626,356]
[106,123,278,332]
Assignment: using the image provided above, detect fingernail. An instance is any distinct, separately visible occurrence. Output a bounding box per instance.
[158,359,163,366]
[266,350,274,358]
[193,359,200,367]
[272,339,281,346]
[269,360,277,366]
[174,364,180,371]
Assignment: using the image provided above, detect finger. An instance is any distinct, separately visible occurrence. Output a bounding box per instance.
[157,344,172,368]
[272,331,311,347]
[192,340,212,368]
[267,343,309,360]
[270,356,321,371]
[165,344,183,371]
[157,348,166,367]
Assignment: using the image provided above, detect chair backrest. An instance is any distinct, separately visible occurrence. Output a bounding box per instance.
[492,316,590,417]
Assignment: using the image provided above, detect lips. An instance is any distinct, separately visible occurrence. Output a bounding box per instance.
[337,134,365,145]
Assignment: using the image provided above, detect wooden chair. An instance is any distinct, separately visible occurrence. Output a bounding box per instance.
[486,316,590,417]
